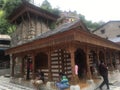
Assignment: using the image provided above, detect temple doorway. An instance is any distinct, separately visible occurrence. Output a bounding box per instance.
[75,48,87,79]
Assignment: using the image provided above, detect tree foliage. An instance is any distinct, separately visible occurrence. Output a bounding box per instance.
[40,0,61,16]
[79,14,104,31]
[0,0,22,35]
[0,0,104,35]
[40,0,52,11]
[2,0,22,17]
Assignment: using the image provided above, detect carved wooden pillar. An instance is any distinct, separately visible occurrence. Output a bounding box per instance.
[70,49,75,78]
[47,49,52,81]
[119,52,120,64]
[31,53,35,79]
[104,48,107,65]
[110,50,114,71]
[11,55,15,77]
[86,46,92,80]
[69,47,76,82]
[96,48,100,64]
[21,56,24,78]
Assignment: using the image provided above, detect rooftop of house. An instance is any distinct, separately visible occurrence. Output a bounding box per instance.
[109,37,120,43]
[93,20,120,32]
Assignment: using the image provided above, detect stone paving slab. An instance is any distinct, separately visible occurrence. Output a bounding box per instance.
[95,85,120,90]
[0,76,34,90]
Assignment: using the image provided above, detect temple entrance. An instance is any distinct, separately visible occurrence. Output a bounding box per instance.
[35,52,48,80]
[35,52,48,70]
[75,48,87,79]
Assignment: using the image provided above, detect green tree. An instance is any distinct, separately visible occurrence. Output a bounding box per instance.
[79,14,104,31]
[40,0,52,11]
[0,0,23,35]
[40,0,61,29]
[52,7,61,16]
[40,0,61,15]
[0,0,4,8]
[0,10,8,34]
[3,0,22,17]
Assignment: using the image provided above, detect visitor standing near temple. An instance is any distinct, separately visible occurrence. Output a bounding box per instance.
[98,60,110,90]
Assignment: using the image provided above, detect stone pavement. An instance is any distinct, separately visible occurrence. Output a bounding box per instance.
[0,76,34,90]
[93,70,120,90]
[0,70,120,90]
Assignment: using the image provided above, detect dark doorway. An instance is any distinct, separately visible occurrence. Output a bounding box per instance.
[0,49,10,68]
[99,51,105,62]
[35,52,48,70]
[75,48,87,79]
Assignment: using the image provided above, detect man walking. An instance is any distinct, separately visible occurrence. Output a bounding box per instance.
[99,60,110,90]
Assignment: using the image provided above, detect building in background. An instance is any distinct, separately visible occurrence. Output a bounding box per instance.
[0,35,11,69]
[57,11,79,26]
[93,21,120,40]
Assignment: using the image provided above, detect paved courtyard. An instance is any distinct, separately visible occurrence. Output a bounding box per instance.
[0,76,34,90]
[95,70,120,90]
[0,70,120,90]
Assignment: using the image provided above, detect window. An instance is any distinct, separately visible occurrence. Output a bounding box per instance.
[101,29,105,34]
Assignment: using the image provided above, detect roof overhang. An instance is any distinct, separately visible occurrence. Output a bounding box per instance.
[5,20,120,55]
[8,2,60,23]
[5,28,120,55]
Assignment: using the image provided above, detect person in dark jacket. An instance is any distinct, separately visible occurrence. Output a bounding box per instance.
[99,60,110,90]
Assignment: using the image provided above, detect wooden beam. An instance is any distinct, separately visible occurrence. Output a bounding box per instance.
[61,49,65,73]
[11,55,15,77]
[69,46,76,82]
[104,48,107,65]
[40,19,42,34]
[110,50,114,71]
[47,48,52,81]
[96,47,100,68]
[31,53,35,79]
[35,16,38,36]
[27,11,32,26]
[85,46,92,79]
[21,15,27,26]
[21,56,25,78]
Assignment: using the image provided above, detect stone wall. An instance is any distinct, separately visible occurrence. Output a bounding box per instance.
[93,21,120,39]
[11,18,50,47]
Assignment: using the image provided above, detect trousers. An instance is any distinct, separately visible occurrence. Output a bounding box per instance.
[99,75,109,89]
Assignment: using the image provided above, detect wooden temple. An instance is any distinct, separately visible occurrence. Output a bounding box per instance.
[6,2,120,83]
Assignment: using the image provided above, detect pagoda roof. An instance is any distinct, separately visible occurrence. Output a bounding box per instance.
[8,2,60,23]
[5,20,120,54]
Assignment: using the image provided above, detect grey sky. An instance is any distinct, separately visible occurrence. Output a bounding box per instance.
[34,0,120,22]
